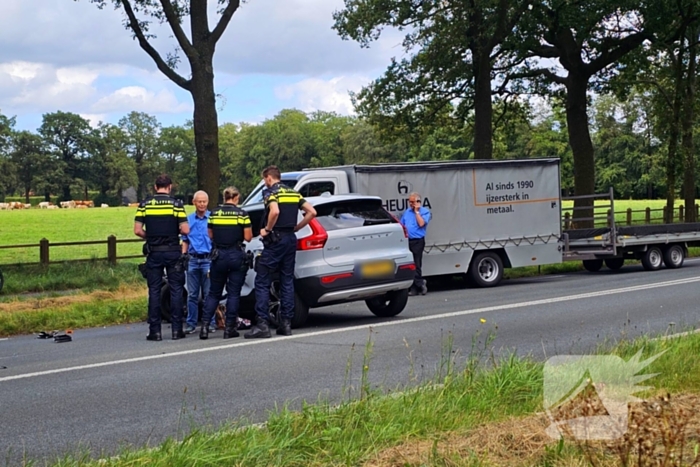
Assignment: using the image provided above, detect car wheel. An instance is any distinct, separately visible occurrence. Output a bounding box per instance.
[582,259,603,272]
[663,244,684,269]
[604,258,624,271]
[266,279,310,328]
[365,289,409,317]
[160,283,188,323]
[468,252,503,287]
[641,246,663,271]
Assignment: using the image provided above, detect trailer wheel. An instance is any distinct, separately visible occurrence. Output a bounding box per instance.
[641,246,663,271]
[582,259,603,272]
[662,245,684,269]
[469,252,503,287]
[604,258,624,271]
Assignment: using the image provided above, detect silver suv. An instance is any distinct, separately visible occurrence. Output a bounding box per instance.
[241,193,415,327]
[161,194,415,328]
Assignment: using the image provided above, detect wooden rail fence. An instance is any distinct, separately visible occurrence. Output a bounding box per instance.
[0,236,143,267]
[563,204,700,230]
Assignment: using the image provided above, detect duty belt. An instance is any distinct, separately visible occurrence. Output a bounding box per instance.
[215,242,243,250]
[148,245,181,252]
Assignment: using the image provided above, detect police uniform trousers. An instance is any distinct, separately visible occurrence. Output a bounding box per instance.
[254,232,297,322]
[408,237,425,290]
[146,250,185,334]
[202,248,246,328]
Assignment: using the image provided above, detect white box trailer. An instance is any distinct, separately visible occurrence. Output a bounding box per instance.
[315,159,563,286]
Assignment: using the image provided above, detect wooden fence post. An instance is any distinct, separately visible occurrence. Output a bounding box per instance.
[107,235,117,265]
[696,204,699,219]
[626,208,632,226]
[663,206,668,223]
[679,205,685,223]
[40,238,49,266]
[564,212,571,230]
[645,207,651,224]
[607,209,612,227]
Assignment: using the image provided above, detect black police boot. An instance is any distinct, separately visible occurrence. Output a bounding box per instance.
[172,329,186,340]
[276,319,292,336]
[146,332,162,342]
[244,320,271,339]
[199,325,209,340]
[223,325,239,339]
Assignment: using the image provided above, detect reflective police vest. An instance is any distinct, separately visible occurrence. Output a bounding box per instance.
[135,194,187,247]
[208,204,251,248]
[263,183,305,231]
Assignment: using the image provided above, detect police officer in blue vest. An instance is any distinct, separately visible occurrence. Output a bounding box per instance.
[245,166,316,338]
[198,186,253,340]
[134,174,190,341]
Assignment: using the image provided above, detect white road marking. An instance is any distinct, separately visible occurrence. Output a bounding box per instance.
[0,338,7,342]
[2,275,700,383]
[652,328,700,341]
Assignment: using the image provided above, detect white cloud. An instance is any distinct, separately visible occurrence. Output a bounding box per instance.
[0,61,99,110]
[92,86,192,114]
[80,113,108,128]
[274,76,370,115]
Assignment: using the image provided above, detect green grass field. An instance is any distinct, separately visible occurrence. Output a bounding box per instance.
[0,199,694,265]
[0,207,143,264]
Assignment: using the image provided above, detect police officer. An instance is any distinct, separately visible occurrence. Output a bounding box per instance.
[199,186,253,340]
[134,174,189,341]
[244,166,316,338]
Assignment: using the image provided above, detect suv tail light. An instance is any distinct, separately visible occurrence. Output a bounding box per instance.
[297,218,328,250]
[388,211,408,238]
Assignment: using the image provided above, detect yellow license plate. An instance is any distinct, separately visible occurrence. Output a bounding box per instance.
[360,261,395,278]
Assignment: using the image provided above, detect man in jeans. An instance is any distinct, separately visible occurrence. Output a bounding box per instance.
[181,190,216,334]
[400,192,432,296]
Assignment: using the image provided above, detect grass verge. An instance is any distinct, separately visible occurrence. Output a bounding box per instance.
[33,327,700,467]
[0,290,146,337]
[0,261,143,297]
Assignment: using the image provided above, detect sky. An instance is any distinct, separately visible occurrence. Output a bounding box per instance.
[0,0,405,132]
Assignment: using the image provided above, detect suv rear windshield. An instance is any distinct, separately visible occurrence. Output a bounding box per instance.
[315,200,397,231]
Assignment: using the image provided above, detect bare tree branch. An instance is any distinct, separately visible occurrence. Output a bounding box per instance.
[159,0,198,59]
[120,0,191,91]
[211,0,241,44]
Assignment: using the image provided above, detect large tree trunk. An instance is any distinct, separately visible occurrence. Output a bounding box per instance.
[565,75,596,228]
[62,184,71,201]
[681,29,697,223]
[666,44,685,224]
[472,50,493,160]
[24,186,30,204]
[191,53,221,209]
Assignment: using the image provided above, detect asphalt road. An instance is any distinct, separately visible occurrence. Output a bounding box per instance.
[2,260,700,464]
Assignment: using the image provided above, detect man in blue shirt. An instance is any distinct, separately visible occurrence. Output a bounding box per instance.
[400,192,432,296]
[181,190,216,333]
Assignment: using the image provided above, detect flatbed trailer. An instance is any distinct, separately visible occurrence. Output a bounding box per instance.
[561,189,700,272]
